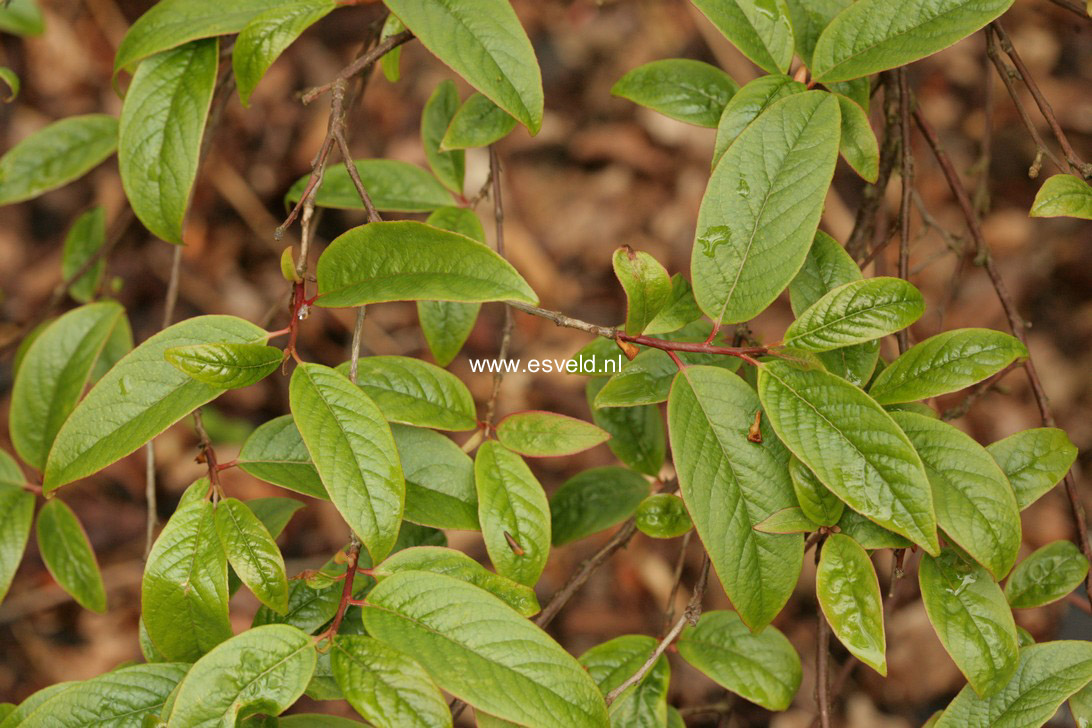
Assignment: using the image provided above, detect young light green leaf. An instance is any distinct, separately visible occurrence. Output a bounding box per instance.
[635,493,693,539]
[754,507,821,534]
[214,497,289,613]
[10,302,128,471]
[783,0,851,65]
[61,206,107,303]
[712,74,805,167]
[475,441,550,586]
[233,0,336,107]
[611,59,738,128]
[35,499,106,612]
[383,0,543,133]
[1004,540,1090,609]
[668,365,803,629]
[238,415,328,499]
[495,411,610,457]
[782,277,924,352]
[920,549,1020,697]
[613,246,673,335]
[379,13,405,82]
[392,424,478,531]
[282,716,369,728]
[0,115,118,206]
[644,274,703,335]
[789,456,844,526]
[835,509,912,550]
[316,220,537,307]
[550,467,649,546]
[987,428,1077,510]
[142,500,231,661]
[43,315,266,490]
[692,91,840,325]
[579,635,669,727]
[811,0,1015,82]
[1030,173,1092,219]
[332,635,452,728]
[363,570,609,726]
[689,0,795,74]
[758,360,940,554]
[817,533,887,675]
[0,67,18,101]
[1071,680,1092,728]
[868,328,1028,405]
[422,80,465,193]
[0,0,43,37]
[417,207,485,366]
[0,482,34,604]
[167,624,316,726]
[374,545,539,616]
[677,610,802,711]
[337,356,477,431]
[290,363,404,562]
[440,92,517,151]
[587,378,665,477]
[119,39,217,244]
[285,158,454,212]
[835,93,879,182]
[165,341,281,389]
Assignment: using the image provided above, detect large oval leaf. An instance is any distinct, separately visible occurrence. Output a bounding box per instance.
[0,115,118,205]
[417,207,485,366]
[337,356,477,431]
[579,635,669,727]
[363,570,608,727]
[0,479,34,604]
[61,207,108,303]
[1004,540,1090,609]
[1030,173,1092,220]
[392,425,477,531]
[496,411,610,457]
[782,277,924,352]
[612,246,673,335]
[668,365,802,629]
[587,379,665,477]
[35,499,106,612]
[689,0,795,74]
[439,93,517,150]
[712,74,805,168]
[986,428,1077,510]
[817,534,886,675]
[214,497,289,613]
[550,467,649,546]
[783,0,851,65]
[789,456,844,526]
[237,415,328,499]
[421,80,464,194]
[611,59,738,128]
[285,159,454,212]
[0,0,43,37]
[692,91,840,325]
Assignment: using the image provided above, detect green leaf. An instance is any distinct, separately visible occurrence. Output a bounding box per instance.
[1071,680,1092,728]
[422,80,465,193]
[35,499,106,612]
[417,207,485,366]
[0,0,43,36]
[374,545,539,616]
[644,274,704,336]
[783,0,851,65]
[689,0,795,74]
[214,497,289,613]
[495,411,610,457]
[282,716,368,728]
[549,467,649,546]
[246,497,304,538]
[919,549,1020,697]
[0,683,79,728]
[238,415,328,499]
[290,363,404,562]
[332,635,452,728]
[835,509,911,549]
[440,92,517,150]
[587,378,665,476]
[364,570,609,726]
[754,506,821,534]
[166,342,281,389]
[692,91,841,325]
[893,411,1021,578]
[60,206,107,303]
[0,67,18,101]
[811,0,1015,82]
[579,635,669,727]
[379,13,405,83]
[392,424,478,531]
[817,533,887,675]
[10,302,129,471]
[286,159,455,212]
[835,93,879,182]
[1030,173,1092,219]
[789,456,844,526]
[382,0,543,133]
[782,277,924,352]
[635,493,692,539]
[316,220,537,308]
[0,483,35,604]
[44,315,266,490]
[0,115,118,206]
[119,39,217,244]
[474,440,550,586]
[336,356,477,431]
[987,428,1078,510]
[676,610,802,711]
[233,0,336,107]
[712,74,805,168]
[758,360,940,554]
[613,246,672,335]
[868,328,1028,405]
[668,365,802,629]
[167,624,316,726]
[1004,540,1090,609]
[611,59,738,128]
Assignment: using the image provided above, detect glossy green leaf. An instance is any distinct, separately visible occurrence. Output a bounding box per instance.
[754,507,821,534]
[253,571,345,633]
[44,315,266,490]
[869,328,1028,405]
[1030,173,1092,219]
[690,0,795,74]
[758,360,940,554]
[316,220,537,307]
[644,274,703,335]
[166,342,281,389]
[920,549,1020,697]
[35,499,106,612]
[1071,680,1092,728]
[10,302,128,471]
[417,207,485,366]
[238,415,328,499]
[668,365,802,629]
[374,546,539,616]
[336,356,477,431]
[783,0,851,65]
[586,378,665,476]
[1004,540,1090,609]
[811,0,1015,82]
[0,0,43,36]
[835,93,879,181]
[0,67,17,102]
[892,411,1021,579]
[290,363,404,562]
[987,428,1078,510]
[286,159,454,212]
[392,424,478,531]
[789,456,844,526]
[611,59,738,128]
[0,683,80,728]
[635,493,692,539]
[168,624,316,726]
[421,80,465,193]
[214,497,289,612]
[677,610,802,711]
[246,497,304,539]
[61,206,107,303]
[0,479,34,604]
[474,441,550,586]
[0,115,118,206]
[783,277,924,352]
[440,92,517,150]
[549,466,649,546]
[233,0,335,107]
[692,91,840,325]
[935,641,1092,727]
[379,13,405,82]
[142,500,231,661]
[383,0,543,133]
[496,411,609,457]
[712,74,805,167]
[579,635,669,727]
[817,533,887,675]
[612,246,672,335]
[593,349,679,408]
[364,570,608,726]
[835,509,911,549]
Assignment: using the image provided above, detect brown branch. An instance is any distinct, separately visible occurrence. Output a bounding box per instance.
[301,29,414,105]
[896,68,914,353]
[1045,0,1089,19]
[848,73,902,261]
[661,530,693,633]
[484,146,513,429]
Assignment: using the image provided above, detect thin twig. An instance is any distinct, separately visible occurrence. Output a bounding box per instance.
[301,29,414,104]
[484,146,513,429]
[848,73,901,261]
[896,68,914,353]
[662,530,693,633]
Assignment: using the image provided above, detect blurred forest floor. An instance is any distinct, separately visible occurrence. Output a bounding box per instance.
[0,1,1090,725]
